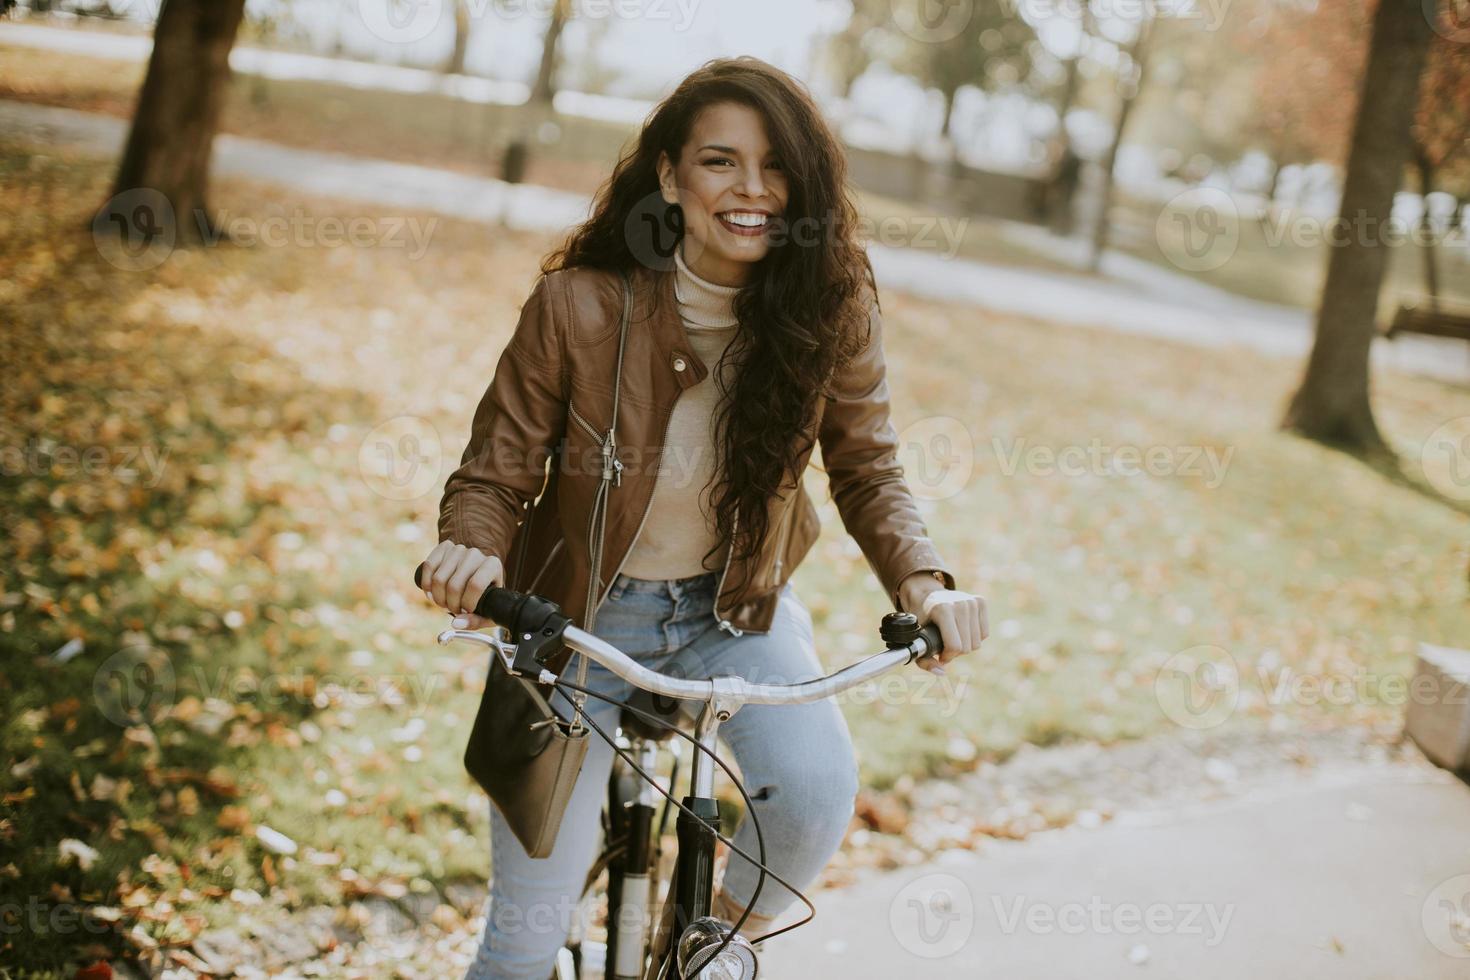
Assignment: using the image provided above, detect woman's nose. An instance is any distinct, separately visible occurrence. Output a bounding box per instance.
[738,166,767,199]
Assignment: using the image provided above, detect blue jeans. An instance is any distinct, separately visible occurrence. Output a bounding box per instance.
[465,570,861,979]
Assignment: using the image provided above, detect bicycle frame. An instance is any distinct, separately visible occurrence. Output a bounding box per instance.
[436,602,942,980]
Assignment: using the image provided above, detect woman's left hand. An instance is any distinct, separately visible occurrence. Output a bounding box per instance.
[898,574,988,674]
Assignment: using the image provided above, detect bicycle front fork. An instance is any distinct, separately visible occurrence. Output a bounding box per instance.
[608,740,660,980]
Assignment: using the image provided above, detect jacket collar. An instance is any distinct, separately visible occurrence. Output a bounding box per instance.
[631,261,712,391]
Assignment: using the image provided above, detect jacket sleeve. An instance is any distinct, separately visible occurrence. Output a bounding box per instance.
[817,296,956,612]
[437,272,567,561]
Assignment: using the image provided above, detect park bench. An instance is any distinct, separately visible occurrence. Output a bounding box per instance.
[1382,301,1470,342]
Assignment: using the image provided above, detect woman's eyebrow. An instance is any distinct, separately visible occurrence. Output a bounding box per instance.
[695,144,777,158]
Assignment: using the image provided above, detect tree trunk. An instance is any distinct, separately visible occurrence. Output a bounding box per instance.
[530,0,570,105]
[1414,145,1441,309]
[1281,0,1433,455]
[109,0,248,247]
[1087,15,1153,273]
[940,86,957,142]
[444,0,471,76]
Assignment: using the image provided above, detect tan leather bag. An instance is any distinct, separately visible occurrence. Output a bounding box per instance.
[462,269,632,859]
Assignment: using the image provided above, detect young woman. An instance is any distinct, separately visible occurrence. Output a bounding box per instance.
[420,56,987,980]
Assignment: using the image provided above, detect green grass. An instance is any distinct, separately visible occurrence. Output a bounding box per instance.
[3,127,1470,974]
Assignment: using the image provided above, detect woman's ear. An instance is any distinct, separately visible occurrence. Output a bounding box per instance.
[656,150,677,206]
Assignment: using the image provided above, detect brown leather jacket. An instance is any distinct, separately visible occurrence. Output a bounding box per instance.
[436,261,954,640]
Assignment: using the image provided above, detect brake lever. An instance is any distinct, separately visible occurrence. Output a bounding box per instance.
[437,626,519,675]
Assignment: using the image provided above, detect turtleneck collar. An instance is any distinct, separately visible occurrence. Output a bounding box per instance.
[673,242,740,330]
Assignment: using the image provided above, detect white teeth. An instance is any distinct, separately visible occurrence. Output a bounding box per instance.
[719,212,767,227]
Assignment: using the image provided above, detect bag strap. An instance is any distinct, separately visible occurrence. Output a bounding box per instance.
[569,267,634,732]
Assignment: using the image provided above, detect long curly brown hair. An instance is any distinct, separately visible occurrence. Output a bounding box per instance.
[543,56,878,575]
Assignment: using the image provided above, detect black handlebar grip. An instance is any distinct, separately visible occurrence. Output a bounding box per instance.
[473,584,523,627]
[918,622,945,659]
[414,561,522,627]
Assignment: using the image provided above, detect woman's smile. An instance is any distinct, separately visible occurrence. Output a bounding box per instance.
[715,208,774,237]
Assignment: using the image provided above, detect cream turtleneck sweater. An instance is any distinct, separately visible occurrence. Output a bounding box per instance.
[618,245,744,581]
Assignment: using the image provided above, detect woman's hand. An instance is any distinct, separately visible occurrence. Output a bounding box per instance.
[421,541,504,630]
[897,573,988,675]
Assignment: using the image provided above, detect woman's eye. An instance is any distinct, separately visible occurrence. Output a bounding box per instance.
[705,156,734,167]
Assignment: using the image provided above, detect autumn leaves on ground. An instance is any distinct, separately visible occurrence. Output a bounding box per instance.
[2,134,1468,976]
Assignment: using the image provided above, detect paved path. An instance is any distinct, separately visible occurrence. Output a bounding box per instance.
[760,751,1470,979]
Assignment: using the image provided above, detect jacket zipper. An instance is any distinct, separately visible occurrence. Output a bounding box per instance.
[771,500,793,584]
[568,401,601,442]
[591,392,681,623]
[713,512,742,636]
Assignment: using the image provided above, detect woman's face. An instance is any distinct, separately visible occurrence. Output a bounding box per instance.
[657,101,789,287]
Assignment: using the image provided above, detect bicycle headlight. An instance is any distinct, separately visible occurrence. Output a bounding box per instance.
[676,916,759,979]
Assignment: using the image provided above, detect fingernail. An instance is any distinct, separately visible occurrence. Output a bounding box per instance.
[425,590,433,602]
[452,617,468,629]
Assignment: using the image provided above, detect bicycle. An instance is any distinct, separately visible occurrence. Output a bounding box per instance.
[420,570,944,980]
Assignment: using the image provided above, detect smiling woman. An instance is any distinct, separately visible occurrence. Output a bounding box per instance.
[419,55,985,980]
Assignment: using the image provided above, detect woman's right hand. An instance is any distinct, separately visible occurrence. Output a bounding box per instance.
[421,541,504,630]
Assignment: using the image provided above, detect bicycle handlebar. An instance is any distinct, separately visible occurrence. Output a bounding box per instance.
[415,562,946,705]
